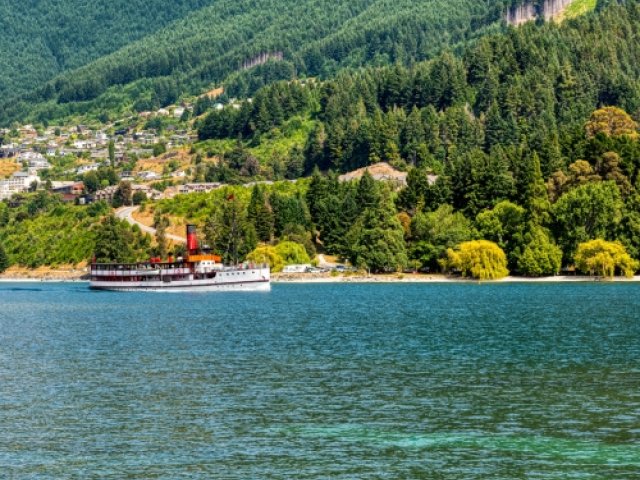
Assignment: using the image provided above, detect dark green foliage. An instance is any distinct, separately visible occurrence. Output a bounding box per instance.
[247,185,274,242]
[449,149,514,217]
[132,191,148,205]
[552,181,624,261]
[152,143,167,157]
[108,140,115,166]
[94,214,149,263]
[153,212,170,259]
[0,242,9,272]
[199,82,314,140]
[188,2,640,189]
[409,205,477,271]
[111,181,132,208]
[271,192,310,237]
[83,171,100,193]
[346,189,407,273]
[1,0,504,125]
[355,171,379,211]
[0,0,216,99]
[208,196,258,265]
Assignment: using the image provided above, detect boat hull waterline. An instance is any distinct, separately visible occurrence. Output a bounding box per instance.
[90,278,271,292]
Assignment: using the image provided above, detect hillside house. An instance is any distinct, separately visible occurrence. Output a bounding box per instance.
[50,181,84,195]
[18,152,51,170]
[93,185,118,203]
[50,181,85,202]
[94,184,162,203]
[0,144,19,158]
[136,171,160,181]
[178,183,221,195]
[75,163,101,175]
[0,171,40,200]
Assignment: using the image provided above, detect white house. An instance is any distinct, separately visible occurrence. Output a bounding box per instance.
[173,107,186,119]
[76,163,101,175]
[0,171,40,200]
[18,152,51,170]
[282,264,312,273]
[178,183,221,194]
[136,171,160,181]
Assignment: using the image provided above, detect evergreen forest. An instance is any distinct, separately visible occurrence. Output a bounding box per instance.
[1,0,519,126]
[188,1,640,276]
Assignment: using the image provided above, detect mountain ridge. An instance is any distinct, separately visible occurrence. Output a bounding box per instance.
[0,0,503,127]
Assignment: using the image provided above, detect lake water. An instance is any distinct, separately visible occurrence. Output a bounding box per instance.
[0,282,639,479]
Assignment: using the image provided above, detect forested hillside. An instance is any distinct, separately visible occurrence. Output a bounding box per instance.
[200,1,640,179]
[0,0,216,99]
[189,1,640,275]
[1,0,507,126]
[4,0,639,278]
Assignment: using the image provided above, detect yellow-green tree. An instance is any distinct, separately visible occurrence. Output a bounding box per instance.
[574,239,638,278]
[585,106,638,139]
[246,245,284,272]
[443,240,508,280]
[274,241,311,266]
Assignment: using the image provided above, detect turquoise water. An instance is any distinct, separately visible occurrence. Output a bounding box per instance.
[0,282,639,478]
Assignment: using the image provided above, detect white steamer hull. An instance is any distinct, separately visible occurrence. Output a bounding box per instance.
[90,278,270,292]
[90,268,270,292]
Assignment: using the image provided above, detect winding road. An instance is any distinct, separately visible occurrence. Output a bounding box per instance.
[116,206,186,243]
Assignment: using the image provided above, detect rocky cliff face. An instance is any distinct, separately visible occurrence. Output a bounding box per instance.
[505,2,537,26]
[505,0,574,25]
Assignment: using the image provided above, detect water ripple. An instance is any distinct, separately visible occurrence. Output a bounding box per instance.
[0,282,639,478]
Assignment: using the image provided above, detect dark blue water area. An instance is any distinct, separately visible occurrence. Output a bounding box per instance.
[0,282,639,478]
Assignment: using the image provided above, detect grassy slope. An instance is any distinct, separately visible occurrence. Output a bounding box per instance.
[157,180,308,224]
[1,207,98,267]
[557,0,598,22]
[249,117,316,161]
[196,115,316,167]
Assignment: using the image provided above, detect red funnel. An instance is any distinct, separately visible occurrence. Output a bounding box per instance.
[186,224,199,253]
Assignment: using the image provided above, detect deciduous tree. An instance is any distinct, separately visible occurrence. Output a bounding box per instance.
[585,107,638,139]
[443,240,508,280]
[574,239,637,278]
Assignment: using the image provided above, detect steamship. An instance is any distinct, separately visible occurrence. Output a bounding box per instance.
[89,225,270,291]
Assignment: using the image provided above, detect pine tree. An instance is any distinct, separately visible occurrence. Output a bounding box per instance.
[306,167,329,226]
[401,106,426,165]
[347,187,408,273]
[93,215,138,263]
[247,185,274,242]
[523,152,551,225]
[108,140,115,167]
[356,170,380,212]
[220,196,255,265]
